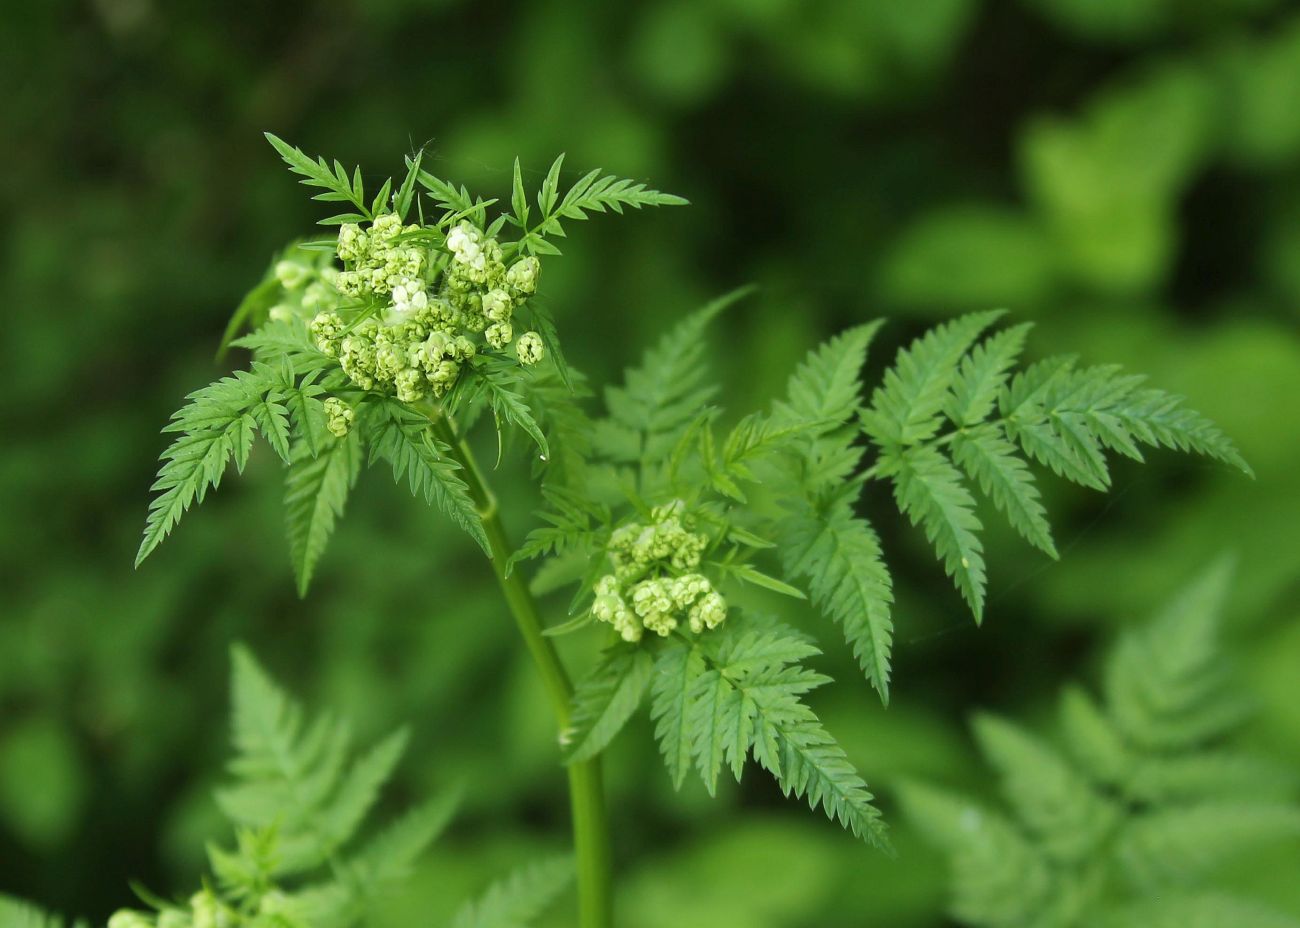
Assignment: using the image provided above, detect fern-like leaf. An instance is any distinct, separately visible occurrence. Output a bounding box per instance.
[1117,802,1300,888]
[137,363,288,566]
[285,431,362,597]
[516,155,688,254]
[1104,559,1248,751]
[220,647,413,875]
[950,424,1057,558]
[451,857,573,928]
[897,782,1054,927]
[861,309,1004,446]
[972,713,1118,861]
[564,645,655,764]
[264,133,372,223]
[366,399,489,556]
[598,287,753,464]
[885,444,987,621]
[650,641,707,790]
[697,624,890,848]
[779,488,895,701]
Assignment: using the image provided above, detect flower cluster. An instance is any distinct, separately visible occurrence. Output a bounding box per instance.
[307,218,545,405]
[107,887,284,928]
[591,503,727,642]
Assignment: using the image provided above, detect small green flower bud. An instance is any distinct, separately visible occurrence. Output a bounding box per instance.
[156,911,191,928]
[593,575,641,642]
[426,359,460,396]
[642,611,677,637]
[302,281,333,312]
[275,259,310,290]
[485,322,513,350]
[631,578,674,619]
[189,890,221,928]
[482,288,513,323]
[324,397,354,438]
[689,590,727,634]
[423,329,454,361]
[371,212,404,241]
[310,312,345,355]
[395,368,426,403]
[108,911,156,928]
[268,304,293,322]
[452,335,477,360]
[671,574,712,609]
[516,331,545,365]
[506,256,540,294]
[336,223,368,263]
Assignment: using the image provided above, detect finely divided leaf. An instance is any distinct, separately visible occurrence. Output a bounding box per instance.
[780,490,894,701]
[285,431,362,596]
[451,857,573,928]
[366,399,489,556]
[950,424,1057,558]
[565,646,655,764]
[650,641,707,789]
[862,310,1004,446]
[886,445,987,621]
[600,287,753,463]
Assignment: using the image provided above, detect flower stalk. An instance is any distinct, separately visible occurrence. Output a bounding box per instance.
[430,414,613,928]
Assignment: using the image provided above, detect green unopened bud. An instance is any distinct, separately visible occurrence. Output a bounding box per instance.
[371,212,404,241]
[156,911,191,928]
[516,331,544,365]
[593,574,641,642]
[337,223,368,263]
[275,260,310,290]
[452,335,477,360]
[689,590,727,634]
[506,256,540,294]
[108,911,155,928]
[426,359,460,396]
[324,397,354,438]
[482,288,513,323]
[189,890,220,928]
[310,312,345,355]
[485,322,513,350]
[395,368,426,403]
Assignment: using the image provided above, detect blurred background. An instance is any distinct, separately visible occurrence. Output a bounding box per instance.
[2,0,1298,925]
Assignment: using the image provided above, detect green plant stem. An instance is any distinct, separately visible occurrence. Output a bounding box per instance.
[430,413,613,928]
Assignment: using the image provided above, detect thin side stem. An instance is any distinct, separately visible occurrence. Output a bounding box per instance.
[430,414,613,928]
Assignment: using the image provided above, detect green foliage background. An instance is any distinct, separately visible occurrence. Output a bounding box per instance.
[1,0,1297,924]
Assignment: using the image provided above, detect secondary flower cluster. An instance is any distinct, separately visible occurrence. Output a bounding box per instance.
[107,887,274,928]
[591,503,727,643]
[304,216,545,409]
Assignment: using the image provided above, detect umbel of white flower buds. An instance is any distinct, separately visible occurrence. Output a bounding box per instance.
[107,888,239,928]
[308,218,545,406]
[592,502,727,642]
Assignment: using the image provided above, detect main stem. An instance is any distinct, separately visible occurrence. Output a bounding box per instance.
[430,415,613,928]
